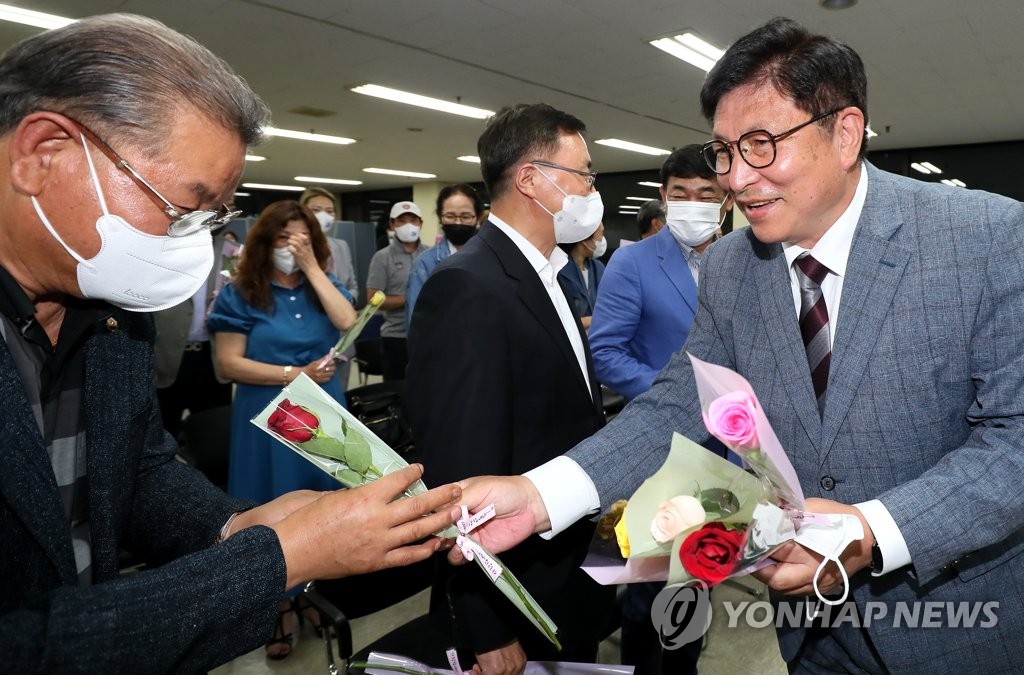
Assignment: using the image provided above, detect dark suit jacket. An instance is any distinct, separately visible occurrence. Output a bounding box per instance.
[0,305,286,673]
[407,221,610,657]
[569,164,1024,672]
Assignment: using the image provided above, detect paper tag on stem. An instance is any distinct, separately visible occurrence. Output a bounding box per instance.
[446,647,464,674]
[456,535,503,582]
[457,503,496,535]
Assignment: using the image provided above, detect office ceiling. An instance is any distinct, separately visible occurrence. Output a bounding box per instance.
[1,0,1022,194]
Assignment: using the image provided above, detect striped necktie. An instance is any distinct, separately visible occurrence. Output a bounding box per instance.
[794,253,831,415]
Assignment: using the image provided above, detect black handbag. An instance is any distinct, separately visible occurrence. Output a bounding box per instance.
[346,383,414,454]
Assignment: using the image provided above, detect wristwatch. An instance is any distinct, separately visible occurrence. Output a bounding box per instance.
[869,541,884,573]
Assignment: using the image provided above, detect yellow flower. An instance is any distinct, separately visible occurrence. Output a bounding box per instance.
[369,290,386,307]
[614,508,631,558]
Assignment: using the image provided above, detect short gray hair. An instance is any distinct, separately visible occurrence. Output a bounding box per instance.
[0,13,270,150]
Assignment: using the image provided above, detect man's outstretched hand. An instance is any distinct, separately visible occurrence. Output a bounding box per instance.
[447,475,550,564]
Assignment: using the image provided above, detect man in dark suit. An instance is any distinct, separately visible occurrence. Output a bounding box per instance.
[452,18,1024,674]
[408,103,614,674]
[0,15,459,672]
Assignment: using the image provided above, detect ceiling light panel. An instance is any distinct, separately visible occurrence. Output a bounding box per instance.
[351,84,494,119]
[595,138,670,156]
[363,167,437,179]
[262,127,356,145]
[295,176,363,186]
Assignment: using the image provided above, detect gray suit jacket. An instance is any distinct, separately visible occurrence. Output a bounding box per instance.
[0,306,286,673]
[569,164,1024,672]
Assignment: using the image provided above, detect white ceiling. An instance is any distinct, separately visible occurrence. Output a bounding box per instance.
[3,0,1023,194]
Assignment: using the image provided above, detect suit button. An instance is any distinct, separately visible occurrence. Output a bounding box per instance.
[820,475,836,491]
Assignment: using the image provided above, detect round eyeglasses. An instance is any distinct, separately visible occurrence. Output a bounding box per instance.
[70,118,240,236]
[701,107,848,175]
[440,213,478,225]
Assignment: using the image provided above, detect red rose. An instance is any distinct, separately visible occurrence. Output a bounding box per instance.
[679,522,745,585]
[267,399,320,442]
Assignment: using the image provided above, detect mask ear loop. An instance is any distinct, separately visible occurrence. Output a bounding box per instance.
[79,132,111,217]
[812,517,851,607]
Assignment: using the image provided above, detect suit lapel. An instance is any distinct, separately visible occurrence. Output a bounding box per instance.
[754,245,825,448]
[478,223,595,402]
[0,338,77,582]
[657,229,698,315]
[819,171,910,460]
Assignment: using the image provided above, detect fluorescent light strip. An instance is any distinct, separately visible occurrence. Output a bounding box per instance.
[596,138,670,156]
[363,167,437,179]
[351,84,494,120]
[625,196,654,202]
[676,33,725,61]
[910,162,932,175]
[951,179,966,187]
[920,161,942,174]
[651,35,716,72]
[262,127,356,145]
[457,155,481,163]
[618,205,642,210]
[0,3,74,28]
[295,175,363,186]
[637,181,663,188]
[241,182,304,192]
[233,192,251,197]
[619,210,640,215]
[245,154,266,162]
[866,126,878,138]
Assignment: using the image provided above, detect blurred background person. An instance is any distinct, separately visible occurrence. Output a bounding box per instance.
[405,183,485,329]
[557,222,606,329]
[208,200,356,658]
[300,186,358,389]
[366,201,426,381]
[637,199,665,240]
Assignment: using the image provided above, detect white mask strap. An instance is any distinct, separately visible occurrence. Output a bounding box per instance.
[79,132,111,216]
[31,196,91,267]
[811,517,851,606]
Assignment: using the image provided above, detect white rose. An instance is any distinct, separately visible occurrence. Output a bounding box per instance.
[650,495,706,543]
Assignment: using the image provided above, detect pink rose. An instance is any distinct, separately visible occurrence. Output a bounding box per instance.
[703,391,759,448]
[650,495,706,543]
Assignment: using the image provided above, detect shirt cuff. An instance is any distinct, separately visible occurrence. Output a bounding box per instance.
[855,499,912,576]
[523,456,600,539]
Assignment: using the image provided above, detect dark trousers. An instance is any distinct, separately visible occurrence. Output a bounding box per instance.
[621,581,702,675]
[156,342,233,441]
[381,337,408,382]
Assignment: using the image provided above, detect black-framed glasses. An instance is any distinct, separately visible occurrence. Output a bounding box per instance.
[69,119,240,236]
[701,107,848,175]
[440,212,478,225]
[530,160,598,188]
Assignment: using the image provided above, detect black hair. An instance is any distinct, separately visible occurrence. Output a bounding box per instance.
[660,144,716,185]
[637,199,666,237]
[478,103,586,199]
[436,183,485,218]
[699,17,869,160]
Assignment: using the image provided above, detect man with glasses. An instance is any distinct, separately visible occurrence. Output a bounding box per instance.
[0,15,460,672]
[407,103,614,674]
[453,18,1024,674]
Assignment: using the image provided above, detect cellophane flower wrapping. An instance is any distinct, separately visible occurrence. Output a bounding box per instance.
[587,354,810,588]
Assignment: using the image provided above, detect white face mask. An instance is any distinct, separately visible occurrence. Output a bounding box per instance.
[272,247,298,274]
[313,210,334,231]
[533,169,604,244]
[394,222,421,243]
[590,236,607,258]
[32,133,214,313]
[665,199,723,247]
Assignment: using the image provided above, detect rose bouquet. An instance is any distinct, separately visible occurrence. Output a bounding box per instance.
[585,355,863,603]
[350,650,635,675]
[253,373,561,646]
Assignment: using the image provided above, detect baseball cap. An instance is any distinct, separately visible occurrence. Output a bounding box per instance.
[389,201,422,219]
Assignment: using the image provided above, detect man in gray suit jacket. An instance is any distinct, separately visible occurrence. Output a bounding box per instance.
[454,18,1024,674]
[0,15,459,673]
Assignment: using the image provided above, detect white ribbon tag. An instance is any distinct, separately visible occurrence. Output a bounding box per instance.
[446,647,464,674]
[457,503,496,535]
[456,535,503,583]
[793,512,864,607]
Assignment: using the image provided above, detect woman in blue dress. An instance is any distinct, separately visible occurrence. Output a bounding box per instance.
[208,200,356,657]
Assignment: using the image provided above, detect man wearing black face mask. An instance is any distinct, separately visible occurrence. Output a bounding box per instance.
[404,183,484,330]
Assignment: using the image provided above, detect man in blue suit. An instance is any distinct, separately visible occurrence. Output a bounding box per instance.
[454,17,1024,674]
[589,145,729,401]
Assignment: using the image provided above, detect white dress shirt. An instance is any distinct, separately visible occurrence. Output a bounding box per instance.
[489,214,592,398]
[525,166,912,575]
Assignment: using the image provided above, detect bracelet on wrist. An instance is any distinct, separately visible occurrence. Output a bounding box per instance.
[282,364,293,385]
